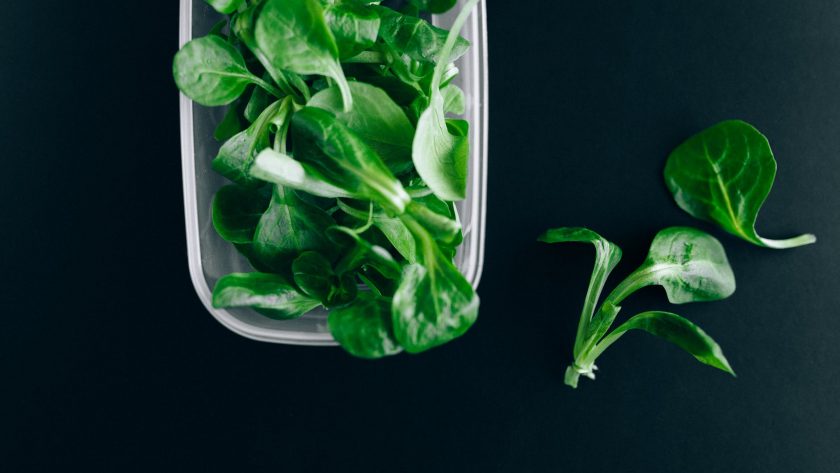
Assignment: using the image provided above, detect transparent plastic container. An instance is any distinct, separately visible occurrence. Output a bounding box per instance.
[179,0,488,345]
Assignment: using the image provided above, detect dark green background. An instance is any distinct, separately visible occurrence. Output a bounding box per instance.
[2,1,839,471]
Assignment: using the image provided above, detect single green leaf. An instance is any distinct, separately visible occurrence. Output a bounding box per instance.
[291,107,411,213]
[251,148,354,198]
[212,99,287,186]
[411,0,478,200]
[589,311,735,376]
[322,0,380,59]
[391,215,479,353]
[375,6,470,65]
[255,0,354,111]
[292,251,357,306]
[538,227,623,358]
[441,83,465,115]
[607,227,736,305]
[665,120,816,249]
[212,185,271,244]
[308,82,415,174]
[212,272,322,319]
[205,0,245,15]
[173,35,258,106]
[329,292,403,359]
[253,185,335,271]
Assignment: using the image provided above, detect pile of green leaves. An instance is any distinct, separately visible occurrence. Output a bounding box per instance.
[173,0,481,357]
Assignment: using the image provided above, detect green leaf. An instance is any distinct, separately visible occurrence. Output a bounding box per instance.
[441,83,465,115]
[391,215,479,353]
[608,227,736,305]
[375,7,470,65]
[255,0,354,111]
[251,148,354,198]
[308,82,415,174]
[538,227,623,358]
[291,107,411,213]
[205,0,245,15]
[212,272,322,319]
[212,99,288,186]
[214,98,246,141]
[665,120,816,249]
[292,251,357,307]
[244,82,274,123]
[329,292,403,359]
[173,35,259,106]
[212,185,271,244]
[411,0,478,201]
[322,0,380,59]
[253,186,335,271]
[327,226,404,280]
[588,311,735,376]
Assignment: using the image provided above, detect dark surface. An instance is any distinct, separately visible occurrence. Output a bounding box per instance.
[2,1,839,472]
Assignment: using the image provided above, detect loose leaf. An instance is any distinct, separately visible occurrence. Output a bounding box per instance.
[391,216,479,353]
[212,185,271,244]
[322,0,380,59]
[292,251,357,306]
[591,311,735,376]
[538,228,623,357]
[329,292,403,359]
[253,186,335,270]
[411,0,478,200]
[608,227,736,305]
[375,7,470,65]
[665,120,816,249]
[212,273,322,319]
[173,35,257,106]
[309,82,415,174]
[213,99,286,186]
[251,148,354,198]
[255,0,354,110]
[292,107,411,213]
[205,0,245,15]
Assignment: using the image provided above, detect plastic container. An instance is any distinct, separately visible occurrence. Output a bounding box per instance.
[179,0,488,345]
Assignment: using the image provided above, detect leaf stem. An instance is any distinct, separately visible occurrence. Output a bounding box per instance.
[250,75,284,99]
[759,233,817,249]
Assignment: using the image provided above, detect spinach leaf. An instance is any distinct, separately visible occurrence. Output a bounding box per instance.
[578,311,735,382]
[255,0,354,111]
[605,227,736,306]
[205,0,245,15]
[212,184,272,244]
[291,106,411,213]
[375,6,470,65]
[292,251,357,306]
[391,215,479,353]
[253,185,336,271]
[541,226,736,388]
[212,272,322,319]
[308,82,415,174]
[322,0,381,59]
[538,228,622,358]
[411,0,478,200]
[665,120,816,249]
[329,292,403,359]
[251,148,355,198]
[173,35,279,106]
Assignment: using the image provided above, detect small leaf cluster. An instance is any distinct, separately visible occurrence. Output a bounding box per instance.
[174,0,481,357]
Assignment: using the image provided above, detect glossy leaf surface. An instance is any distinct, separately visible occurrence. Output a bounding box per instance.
[212,273,322,319]
[329,292,403,359]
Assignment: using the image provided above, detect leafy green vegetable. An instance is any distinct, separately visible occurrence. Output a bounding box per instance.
[205,0,245,15]
[253,186,335,271]
[173,36,279,106]
[540,227,736,388]
[212,185,271,244]
[392,215,479,353]
[255,0,354,111]
[176,0,481,357]
[411,0,479,200]
[329,292,403,359]
[213,273,322,319]
[321,0,380,59]
[292,251,357,307]
[665,120,816,249]
[308,82,415,174]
